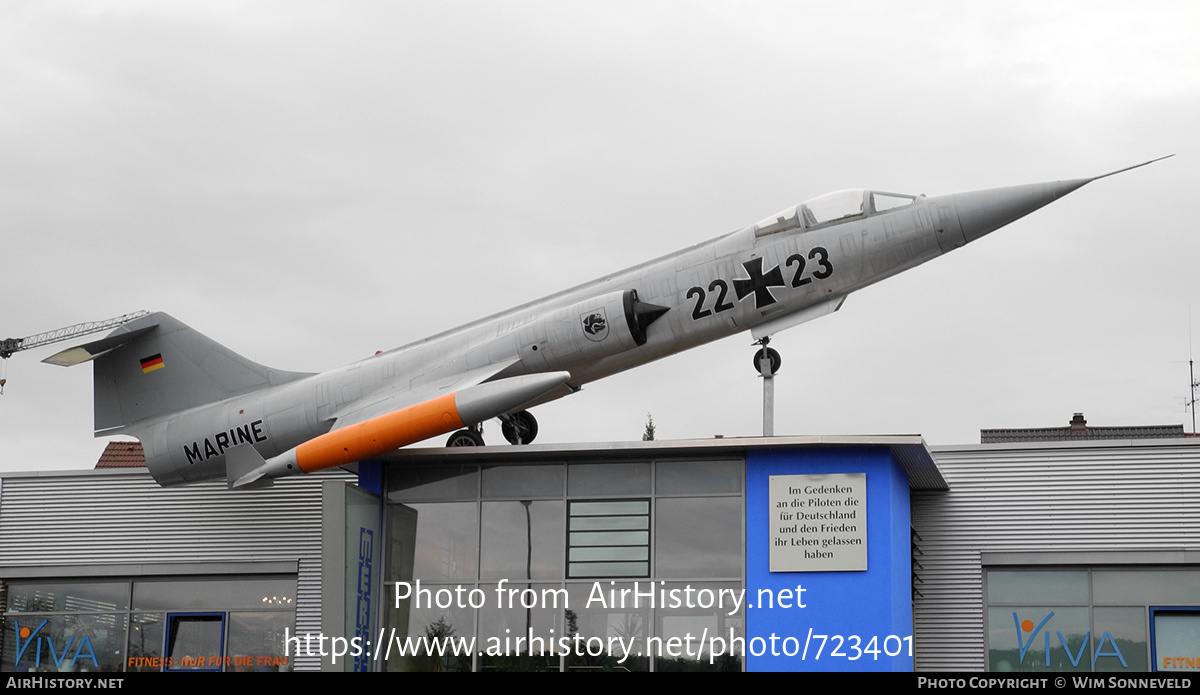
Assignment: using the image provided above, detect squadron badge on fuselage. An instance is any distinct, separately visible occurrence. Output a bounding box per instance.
[581,309,609,341]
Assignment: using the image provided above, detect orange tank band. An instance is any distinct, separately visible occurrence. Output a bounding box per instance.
[295,392,463,472]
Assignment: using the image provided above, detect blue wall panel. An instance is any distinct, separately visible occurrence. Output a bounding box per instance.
[745,447,913,671]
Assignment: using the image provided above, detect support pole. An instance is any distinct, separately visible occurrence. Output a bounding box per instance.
[760,358,775,437]
[756,336,776,437]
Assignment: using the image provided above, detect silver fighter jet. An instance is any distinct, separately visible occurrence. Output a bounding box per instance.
[41,157,1170,488]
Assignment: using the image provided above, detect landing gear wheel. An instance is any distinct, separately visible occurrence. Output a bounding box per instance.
[753,347,781,375]
[501,411,539,445]
[446,428,485,447]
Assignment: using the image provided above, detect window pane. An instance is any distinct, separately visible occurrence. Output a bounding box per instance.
[571,516,648,531]
[388,465,478,501]
[987,571,1088,605]
[564,583,649,672]
[482,465,564,498]
[480,501,564,581]
[569,546,649,562]
[3,613,128,672]
[1154,612,1200,672]
[1093,570,1200,605]
[571,500,648,516]
[386,589,475,672]
[568,463,650,496]
[656,460,742,494]
[987,606,1090,671]
[134,577,297,612]
[128,613,164,671]
[400,502,479,582]
[1093,607,1148,672]
[656,497,741,579]
[6,581,129,612]
[872,192,916,213]
[227,611,294,672]
[569,561,649,578]
[800,189,865,225]
[477,583,565,672]
[165,613,224,671]
[655,582,743,672]
[571,531,649,547]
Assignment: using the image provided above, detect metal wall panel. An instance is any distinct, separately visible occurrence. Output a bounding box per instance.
[0,468,353,672]
[911,440,1200,671]
[0,471,347,565]
[294,556,324,672]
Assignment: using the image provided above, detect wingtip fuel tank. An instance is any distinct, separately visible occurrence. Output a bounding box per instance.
[225,371,572,489]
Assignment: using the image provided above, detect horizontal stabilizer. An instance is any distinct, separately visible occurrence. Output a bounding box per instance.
[43,326,156,366]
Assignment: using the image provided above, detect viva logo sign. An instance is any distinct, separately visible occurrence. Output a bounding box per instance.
[1014,612,1127,669]
[12,620,100,669]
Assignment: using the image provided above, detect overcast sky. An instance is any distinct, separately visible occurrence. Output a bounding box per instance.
[2,1,1197,474]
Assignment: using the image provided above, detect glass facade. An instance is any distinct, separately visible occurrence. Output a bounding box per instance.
[2,576,296,673]
[383,458,744,672]
[1152,611,1200,672]
[986,568,1200,672]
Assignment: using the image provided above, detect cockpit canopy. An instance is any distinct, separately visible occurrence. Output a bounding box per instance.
[753,189,921,238]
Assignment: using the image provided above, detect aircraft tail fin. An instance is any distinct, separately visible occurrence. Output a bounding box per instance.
[43,312,313,435]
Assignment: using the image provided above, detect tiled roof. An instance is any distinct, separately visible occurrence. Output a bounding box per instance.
[94,441,147,468]
[981,412,1185,444]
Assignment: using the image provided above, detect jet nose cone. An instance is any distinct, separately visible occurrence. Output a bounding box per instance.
[945,178,1091,244]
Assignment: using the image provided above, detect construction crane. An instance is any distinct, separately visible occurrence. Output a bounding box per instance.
[0,310,151,393]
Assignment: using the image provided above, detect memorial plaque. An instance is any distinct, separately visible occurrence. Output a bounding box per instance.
[769,473,866,572]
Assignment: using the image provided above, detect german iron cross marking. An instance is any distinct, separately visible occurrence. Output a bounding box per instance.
[733,257,785,309]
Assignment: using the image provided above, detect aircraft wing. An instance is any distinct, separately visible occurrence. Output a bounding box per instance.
[751,295,846,340]
[227,359,568,489]
[325,357,523,430]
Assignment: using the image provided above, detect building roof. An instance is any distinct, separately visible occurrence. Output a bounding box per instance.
[93,441,147,468]
[375,434,949,491]
[980,412,1185,444]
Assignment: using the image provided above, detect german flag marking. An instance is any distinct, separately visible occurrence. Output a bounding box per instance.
[140,354,165,374]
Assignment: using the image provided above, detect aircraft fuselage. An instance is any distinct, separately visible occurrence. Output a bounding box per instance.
[43,160,1169,488]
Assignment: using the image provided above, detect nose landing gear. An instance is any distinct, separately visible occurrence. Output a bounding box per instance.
[754,337,780,437]
[753,344,781,376]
